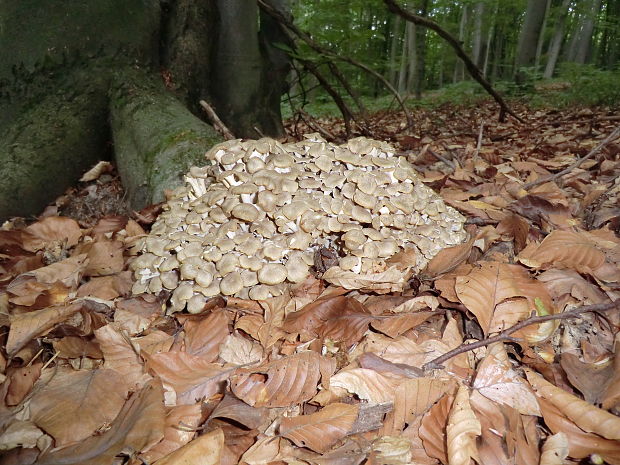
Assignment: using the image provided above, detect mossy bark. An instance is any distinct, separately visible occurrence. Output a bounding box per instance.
[110,69,220,209]
[0,0,288,221]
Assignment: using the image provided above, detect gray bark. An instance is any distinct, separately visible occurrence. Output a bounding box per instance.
[573,0,604,63]
[514,0,548,81]
[388,15,403,86]
[453,4,468,83]
[110,70,221,209]
[471,2,485,68]
[543,0,572,78]
[534,0,552,70]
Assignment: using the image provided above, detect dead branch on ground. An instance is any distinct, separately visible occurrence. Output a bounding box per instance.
[422,300,620,371]
[522,125,620,190]
[199,100,235,140]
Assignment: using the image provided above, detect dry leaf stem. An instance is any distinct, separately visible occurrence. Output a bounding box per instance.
[522,125,620,190]
[422,300,620,371]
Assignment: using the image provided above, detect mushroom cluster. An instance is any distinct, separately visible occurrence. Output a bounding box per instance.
[130,135,466,311]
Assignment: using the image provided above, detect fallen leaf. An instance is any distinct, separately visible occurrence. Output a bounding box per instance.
[146,350,231,405]
[36,379,166,465]
[30,368,128,446]
[180,310,230,361]
[330,368,403,404]
[540,432,568,465]
[419,394,454,464]
[153,427,224,465]
[279,402,359,453]
[322,266,408,293]
[22,217,82,252]
[219,334,263,366]
[231,351,335,407]
[473,343,540,415]
[84,240,124,276]
[538,397,620,463]
[526,369,620,440]
[446,384,481,465]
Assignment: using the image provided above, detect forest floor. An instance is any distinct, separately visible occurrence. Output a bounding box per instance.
[1,100,619,465]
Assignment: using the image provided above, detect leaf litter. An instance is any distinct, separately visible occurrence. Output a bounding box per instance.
[0,101,619,465]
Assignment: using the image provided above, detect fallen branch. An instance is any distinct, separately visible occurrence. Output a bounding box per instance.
[522,125,620,190]
[384,0,523,124]
[422,300,620,371]
[199,100,235,140]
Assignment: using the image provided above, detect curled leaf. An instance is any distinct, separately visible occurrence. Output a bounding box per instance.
[446,385,481,465]
[526,369,620,440]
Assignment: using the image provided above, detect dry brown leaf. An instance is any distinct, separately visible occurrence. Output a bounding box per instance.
[322,266,408,293]
[526,369,620,440]
[473,343,540,415]
[180,310,230,361]
[560,352,612,405]
[469,391,512,465]
[140,403,203,463]
[434,263,473,303]
[419,394,454,464]
[602,333,620,410]
[52,336,102,359]
[29,368,128,446]
[455,261,554,336]
[538,397,620,464]
[369,312,436,339]
[319,313,374,347]
[84,240,125,276]
[279,402,359,453]
[517,230,608,274]
[540,432,568,465]
[132,330,175,355]
[240,435,293,465]
[5,362,41,406]
[330,368,403,404]
[496,213,529,253]
[6,300,90,356]
[231,351,335,408]
[537,269,608,304]
[145,350,231,405]
[283,295,368,334]
[36,379,165,465]
[114,294,164,335]
[423,231,475,278]
[152,427,224,465]
[219,333,263,366]
[22,216,82,252]
[95,324,151,390]
[0,420,45,451]
[371,436,413,464]
[387,378,455,433]
[209,394,267,430]
[77,272,132,300]
[446,384,481,465]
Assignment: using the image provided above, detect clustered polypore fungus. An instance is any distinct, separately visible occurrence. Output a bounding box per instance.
[130,135,466,312]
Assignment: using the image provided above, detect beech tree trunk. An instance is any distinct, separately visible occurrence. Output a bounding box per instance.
[572,0,604,64]
[514,0,548,82]
[0,0,291,221]
[544,0,572,78]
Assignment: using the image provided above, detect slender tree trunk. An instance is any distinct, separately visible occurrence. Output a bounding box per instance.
[573,0,604,63]
[482,2,498,78]
[471,1,485,68]
[543,0,572,78]
[534,0,552,71]
[413,0,429,99]
[387,15,402,87]
[398,21,414,93]
[514,0,548,81]
[453,4,468,83]
[406,22,418,94]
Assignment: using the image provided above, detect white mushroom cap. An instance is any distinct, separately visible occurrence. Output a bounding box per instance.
[220,272,244,296]
[257,263,287,285]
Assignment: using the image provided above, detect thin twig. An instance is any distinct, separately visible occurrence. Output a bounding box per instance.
[422,300,620,371]
[199,100,235,140]
[522,125,620,190]
[473,120,484,160]
[427,148,456,170]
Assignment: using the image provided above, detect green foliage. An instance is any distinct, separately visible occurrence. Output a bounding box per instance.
[555,63,620,106]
